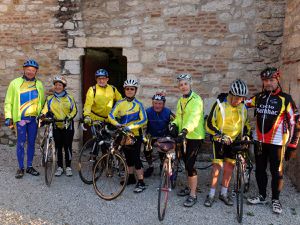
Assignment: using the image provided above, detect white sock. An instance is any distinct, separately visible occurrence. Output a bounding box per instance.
[221,186,228,196]
[209,188,216,198]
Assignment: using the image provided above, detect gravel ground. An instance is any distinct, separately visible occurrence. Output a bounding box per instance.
[0,144,300,225]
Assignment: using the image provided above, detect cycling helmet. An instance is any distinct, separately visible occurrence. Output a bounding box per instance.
[123,79,138,88]
[177,73,192,81]
[53,75,67,86]
[23,59,39,69]
[229,79,248,97]
[260,67,280,79]
[95,69,109,77]
[152,94,166,102]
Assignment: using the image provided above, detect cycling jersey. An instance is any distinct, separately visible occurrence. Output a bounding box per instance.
[4,77,44,122]
[20,80,38,117]
[146,107,175,137]
[206,93,251,141]
[245,89,298,147]
[83,84,122,121]
[108,98,147,136]
[41,91,77,129]
[172,91,205,140]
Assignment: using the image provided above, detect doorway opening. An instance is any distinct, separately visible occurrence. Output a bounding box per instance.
[81,48,127,143]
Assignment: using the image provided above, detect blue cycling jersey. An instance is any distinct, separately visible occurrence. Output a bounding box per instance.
[146,107,173,137]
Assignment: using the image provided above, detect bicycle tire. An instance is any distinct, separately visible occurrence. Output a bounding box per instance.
[158,162,170,221]
[78,138,100,184]
[45,138,56,186]
[171,159,179,189]
[93,152,128,200]
[236,162,244,223]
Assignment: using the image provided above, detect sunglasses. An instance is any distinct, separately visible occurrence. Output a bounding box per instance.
[125,87,136,91]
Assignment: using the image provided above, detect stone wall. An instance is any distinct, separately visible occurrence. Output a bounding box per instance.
[0,0,287,149]
[281,0,300,190]
[0,0,64,145]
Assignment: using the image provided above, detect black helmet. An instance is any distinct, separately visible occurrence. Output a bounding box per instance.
[260,67,280,79]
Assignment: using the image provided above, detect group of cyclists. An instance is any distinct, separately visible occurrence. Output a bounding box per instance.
[4,59,300,214]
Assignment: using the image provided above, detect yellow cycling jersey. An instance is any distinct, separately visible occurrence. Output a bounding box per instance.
[41,91,77,129]
[83,84,122,122]
[20,80,38,117]
[109,98,147,136]
[206,94,251,141]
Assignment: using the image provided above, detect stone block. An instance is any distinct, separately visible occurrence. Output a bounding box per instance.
[124,26,139,35]
[141,51,156,63]
[73,12,82,21]
[241,0,253,8]
[74,37,86,48]
[153,67,174,75]
[163,5,197,16]
[33,44,53,50]
[68,38,74,48]
[59,48,84,60]
[86,37,132,47]
[144,40,165,48]
[107,1,119,12]
[64,61,80,75]
[15,5,25,11]
[5,59,16,67]
[127,63,143,74]
[191,38,203,47]
[288,34,300,49]
[64,21,75,30]
[123,48,139,62]
[201,0,233,12]
[0,61,5,69]
[229,22,246,33]
[0,5,8,12]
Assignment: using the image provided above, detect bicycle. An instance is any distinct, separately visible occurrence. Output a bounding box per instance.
[38,117,67,186]
[78,120,111,184]
[231,140,253,223]
[155,136,179,221]
[92,126,135,200]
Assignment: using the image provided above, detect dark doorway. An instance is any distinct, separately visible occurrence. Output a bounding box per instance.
[81,48,127,143]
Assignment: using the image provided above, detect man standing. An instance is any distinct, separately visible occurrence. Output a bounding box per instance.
[4,59,45,178]
[170,73,205,207]
[144,93,175,177]
[83,69,122,123]
[246,67,300,214]
[204,79,251,207]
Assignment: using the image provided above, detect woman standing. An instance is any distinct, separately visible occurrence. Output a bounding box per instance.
[109,79,148,193]
[170,73,205,207]
[41,76,77,177]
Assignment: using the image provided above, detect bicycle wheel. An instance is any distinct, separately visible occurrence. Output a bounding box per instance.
[171,159,179,189]
[78,138,100,184]
[236,162,245,223]
[158,162,170,221]
[93,152,128,200]
[45,139,56,186]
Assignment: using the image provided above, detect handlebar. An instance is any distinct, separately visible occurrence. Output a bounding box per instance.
[79,118,104,131]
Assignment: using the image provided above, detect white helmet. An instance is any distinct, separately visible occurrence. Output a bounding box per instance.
[53,75,67,86]
[123,79,138,88]
[229,79,248,97]
[177,73,192,82]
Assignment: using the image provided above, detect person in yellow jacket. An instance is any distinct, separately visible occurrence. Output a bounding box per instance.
[41,76,77,177]
[4,59,45,179]
[83,69,122,123]
[109,79,148,193]
[204,79,251,207]
[169,73,205,207]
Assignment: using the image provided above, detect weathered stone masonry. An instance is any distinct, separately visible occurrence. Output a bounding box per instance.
[1,0,299,188]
